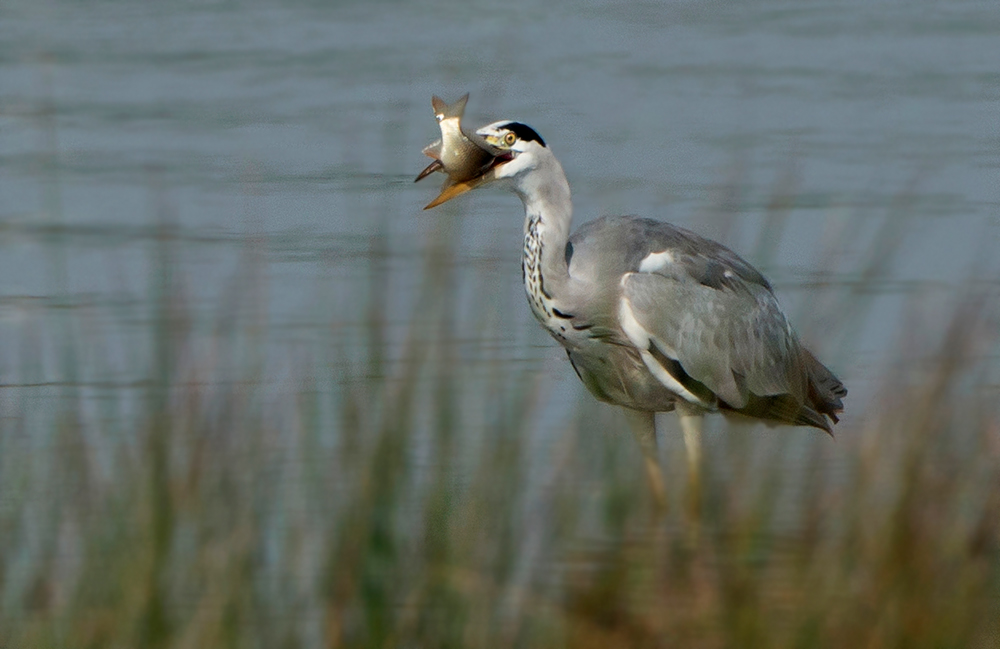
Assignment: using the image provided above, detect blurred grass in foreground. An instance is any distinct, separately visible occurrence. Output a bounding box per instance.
[1,185,999,649]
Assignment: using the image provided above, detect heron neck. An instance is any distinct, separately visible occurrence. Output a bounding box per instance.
[516,159,573,291]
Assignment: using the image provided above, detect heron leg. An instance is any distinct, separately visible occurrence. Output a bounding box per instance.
[676,403,703,517]
[623,408,666,510]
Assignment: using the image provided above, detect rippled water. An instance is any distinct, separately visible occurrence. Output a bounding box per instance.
[2,4,999,641]
[1,0,998,409]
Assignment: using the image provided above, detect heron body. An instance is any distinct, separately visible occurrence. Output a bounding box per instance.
[418,104,846,504]
[535,214,844,430]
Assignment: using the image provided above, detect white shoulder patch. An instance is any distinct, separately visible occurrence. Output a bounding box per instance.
[638,250,675,273]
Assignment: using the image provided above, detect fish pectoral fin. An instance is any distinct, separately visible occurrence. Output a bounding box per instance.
[414,159,444,183]
[422,139,442,159]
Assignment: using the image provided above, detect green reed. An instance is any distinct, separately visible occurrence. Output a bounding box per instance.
[0,178,998,649]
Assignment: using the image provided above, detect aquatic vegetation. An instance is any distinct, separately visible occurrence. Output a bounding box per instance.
[0,184,997,649]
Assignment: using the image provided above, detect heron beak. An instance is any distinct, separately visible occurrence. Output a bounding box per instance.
[422,152,513,210]
[422,173,490,210]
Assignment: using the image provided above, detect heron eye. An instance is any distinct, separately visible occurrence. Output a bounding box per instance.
[503,132,517,146]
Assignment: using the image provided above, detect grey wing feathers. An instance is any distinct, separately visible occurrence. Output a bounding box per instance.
[569,216,772,290]
[802,349,847,422]
[623,271,804,409]
[579,215,845,432]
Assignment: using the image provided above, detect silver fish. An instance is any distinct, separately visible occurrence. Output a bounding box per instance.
[415,93,501,209]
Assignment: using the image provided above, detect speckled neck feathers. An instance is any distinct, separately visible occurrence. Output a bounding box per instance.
[514,152,575,332]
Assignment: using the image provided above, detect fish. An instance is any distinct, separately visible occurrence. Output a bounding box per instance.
[414,93,502,209]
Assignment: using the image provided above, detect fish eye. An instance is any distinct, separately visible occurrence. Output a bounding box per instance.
[503,132,517,146]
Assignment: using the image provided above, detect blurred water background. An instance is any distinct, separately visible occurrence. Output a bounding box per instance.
[1,0,999,647]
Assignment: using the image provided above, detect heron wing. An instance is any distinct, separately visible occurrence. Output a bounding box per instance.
[619,264,807,410]
[563,215,840,429]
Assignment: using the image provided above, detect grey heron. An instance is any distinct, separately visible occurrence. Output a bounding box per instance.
[420,117,846,505]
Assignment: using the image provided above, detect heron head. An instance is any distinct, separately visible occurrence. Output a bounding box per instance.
[422,120,548,209]
[475,121,547,180]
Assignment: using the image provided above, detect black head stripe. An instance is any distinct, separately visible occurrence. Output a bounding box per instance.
[502,122,546,147]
